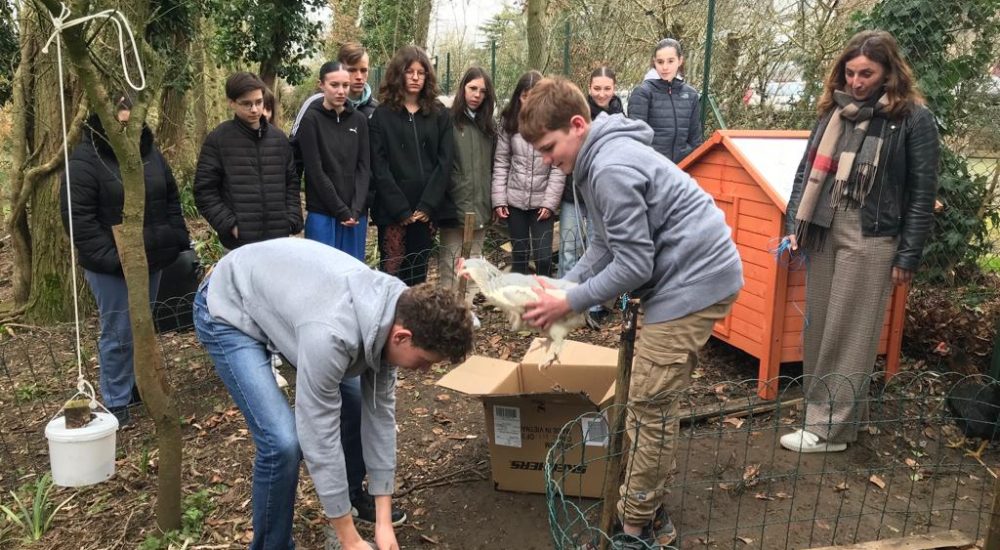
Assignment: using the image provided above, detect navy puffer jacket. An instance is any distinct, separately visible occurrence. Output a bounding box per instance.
[627,72,703,163]
[60,114,190,274]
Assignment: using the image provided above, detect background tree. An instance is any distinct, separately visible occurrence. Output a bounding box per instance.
[854,0,1000,283]
[360,0,417,64]
[526,0,549,71]
[3,2,86,323]
[149,0,198,164]
[209,0,326,122]
[0,0,18,106]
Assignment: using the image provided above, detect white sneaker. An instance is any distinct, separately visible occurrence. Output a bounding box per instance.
[779,429,847,453]
[271,355,289,389]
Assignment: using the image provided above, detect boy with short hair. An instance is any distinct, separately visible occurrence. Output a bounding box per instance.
[194,237,474,550]
[520,77,743,548]
[194,71,303,250]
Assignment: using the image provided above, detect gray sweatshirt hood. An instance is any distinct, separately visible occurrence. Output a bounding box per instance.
[575,114,655,182]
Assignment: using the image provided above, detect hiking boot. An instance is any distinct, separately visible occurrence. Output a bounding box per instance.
[651,507,677,547]
[350,492,407,526]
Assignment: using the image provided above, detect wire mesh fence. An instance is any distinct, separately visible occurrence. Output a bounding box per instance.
[547,371,1000,549]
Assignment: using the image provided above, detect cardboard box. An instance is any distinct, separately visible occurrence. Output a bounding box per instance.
[437,338,619,498]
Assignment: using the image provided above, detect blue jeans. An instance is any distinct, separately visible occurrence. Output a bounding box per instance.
[84,269,162,407]
[305,212,368,262]
[194,281,300,550]
[559,200,587,278]
[340,375,366,501]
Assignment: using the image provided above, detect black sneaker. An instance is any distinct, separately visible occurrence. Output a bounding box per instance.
[350,492,407,526]
[108,405,131,427]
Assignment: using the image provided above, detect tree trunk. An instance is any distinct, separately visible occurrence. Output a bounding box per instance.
[35,0,183,530]
[155,14,194,164]
[193,17,209,153]
[526,0,549,71]
[5,3,87,323]
[258,61,282,126]
[414,0,433,49]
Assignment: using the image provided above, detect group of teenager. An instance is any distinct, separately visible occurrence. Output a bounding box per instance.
[61,28,940,549]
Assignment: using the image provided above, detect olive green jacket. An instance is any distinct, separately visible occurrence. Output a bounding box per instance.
[448,115,495,229]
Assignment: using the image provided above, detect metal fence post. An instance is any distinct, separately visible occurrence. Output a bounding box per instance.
[700,0,716,127]
[491,40,497,85]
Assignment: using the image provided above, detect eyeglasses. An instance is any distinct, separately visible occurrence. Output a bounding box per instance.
[405,69,427,79]
[236,98,264,110]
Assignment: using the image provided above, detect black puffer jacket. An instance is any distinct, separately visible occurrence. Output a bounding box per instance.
[786,104,940,272]
[369,104,455,226]
[194,117,303,249]
[627,74,703,163]
[60,114,190,274]
[588,94,625,119]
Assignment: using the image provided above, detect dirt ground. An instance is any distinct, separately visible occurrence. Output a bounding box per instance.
[0,238,996,549]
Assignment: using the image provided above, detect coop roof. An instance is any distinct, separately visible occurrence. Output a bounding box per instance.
[678,129,810,210]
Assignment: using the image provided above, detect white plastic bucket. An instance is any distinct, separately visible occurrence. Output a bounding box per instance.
[45,411,119,487]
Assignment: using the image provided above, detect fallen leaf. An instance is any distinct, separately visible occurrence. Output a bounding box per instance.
[420,534,439,544]
[691,368,705,379]
[723,417,744,429]
[412,407,429,416]
[869,474,886,489]
[431,427,444,436]
[816,519,831,530]
[736,536,754,545]
[754,492,774,501]
[834,481,849,492]
[904,458,919,469]
[434,394,451,402]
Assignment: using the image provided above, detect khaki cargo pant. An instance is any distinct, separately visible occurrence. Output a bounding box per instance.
[618,294,736,524]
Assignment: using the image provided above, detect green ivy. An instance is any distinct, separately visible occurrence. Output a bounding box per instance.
[209,0,325,85]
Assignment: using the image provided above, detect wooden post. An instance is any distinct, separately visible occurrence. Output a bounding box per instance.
[987,475,1000,550]
[456,213,476,299]
[885,284,909,380]
[598,300,640,550]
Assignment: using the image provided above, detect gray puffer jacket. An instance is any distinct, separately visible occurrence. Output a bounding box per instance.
[491,129,565,212]
[628,70,703,163]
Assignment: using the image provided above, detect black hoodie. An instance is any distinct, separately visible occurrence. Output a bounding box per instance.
[60,114,190,274]
[297,100,371,221]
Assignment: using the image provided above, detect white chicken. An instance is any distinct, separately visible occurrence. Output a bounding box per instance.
[458,257,586,366]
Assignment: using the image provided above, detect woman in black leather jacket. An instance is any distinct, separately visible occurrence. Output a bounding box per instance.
[780,30,939,454]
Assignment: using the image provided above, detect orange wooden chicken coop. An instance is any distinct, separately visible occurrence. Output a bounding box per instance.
[678,130,908,400]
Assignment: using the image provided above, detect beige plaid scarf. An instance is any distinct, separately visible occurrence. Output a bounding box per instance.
[794,90,889,249]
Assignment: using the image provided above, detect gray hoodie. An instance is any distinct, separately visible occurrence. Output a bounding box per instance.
[565,114,743,323]
[206,238,406,518]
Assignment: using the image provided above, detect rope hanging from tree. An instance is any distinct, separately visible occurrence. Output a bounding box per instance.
[41,2,146,407]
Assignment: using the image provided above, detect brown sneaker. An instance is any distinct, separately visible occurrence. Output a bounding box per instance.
[651,507,677,547]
